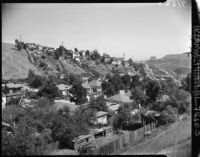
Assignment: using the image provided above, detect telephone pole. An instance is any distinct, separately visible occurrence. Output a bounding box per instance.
[19,34,21,42]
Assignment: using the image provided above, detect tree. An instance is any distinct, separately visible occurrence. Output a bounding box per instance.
[121,74,131,91]
[130,86,148,106]
[88,95,108,112]
[74,48,79,52]
[130,75,141,89]
[29,75,44,88]
[145,80,161,103]
[182,73,191,93]
[69,83,87,105]
[28,70,44,88]
[101,81,115,97]
[113,104,132,130]
[15,39,24,51]
[128,58,134,66]
[92,49,101,60]
[37,82,62,99]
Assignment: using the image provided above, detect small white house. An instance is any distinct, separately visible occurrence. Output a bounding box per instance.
[93,111,108,125]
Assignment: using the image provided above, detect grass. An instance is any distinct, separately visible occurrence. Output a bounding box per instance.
[2,43,41,80]
[121,116,191,155]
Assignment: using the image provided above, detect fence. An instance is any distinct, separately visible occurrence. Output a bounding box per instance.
[81,122,155,155]
[26,141,59,155]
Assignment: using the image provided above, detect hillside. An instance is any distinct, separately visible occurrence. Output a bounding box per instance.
[2,43,41,80]
[2,42,153,80]
[121,115,191,156]
[146,54,191,75]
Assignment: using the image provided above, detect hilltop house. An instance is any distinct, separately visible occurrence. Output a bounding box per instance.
[111,58,118,66]
[103,54,111,63]
[73,52,80,59]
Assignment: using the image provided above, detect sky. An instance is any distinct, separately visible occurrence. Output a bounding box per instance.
[2,2,191,61]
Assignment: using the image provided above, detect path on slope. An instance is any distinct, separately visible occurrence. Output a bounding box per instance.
[120,116,191,155]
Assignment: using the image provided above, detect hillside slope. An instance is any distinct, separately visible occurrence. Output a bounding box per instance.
[2,43,41,80]
[121,116,191,156]
[146,54,191,75]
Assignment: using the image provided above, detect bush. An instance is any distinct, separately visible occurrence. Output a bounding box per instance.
[37,83,62,99]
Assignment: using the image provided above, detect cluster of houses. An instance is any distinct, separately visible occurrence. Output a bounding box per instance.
[23,41,136,69]
[2,80,39,110]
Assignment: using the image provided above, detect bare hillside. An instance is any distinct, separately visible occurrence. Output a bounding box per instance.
[146,54,191,75]
[2,43,41,80]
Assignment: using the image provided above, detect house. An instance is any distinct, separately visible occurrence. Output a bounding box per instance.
[82,83,92,94]
[102,54,111,63]
[87,80,102,92]
[92,111,108,125]
[6,83,23,93]
[106,102,120,113]
[73,52,80,59]
[82,77,89,84]
[90,126,113,138]
[57,84,72,96]
[74,56,80,62]
[72,134,95,150]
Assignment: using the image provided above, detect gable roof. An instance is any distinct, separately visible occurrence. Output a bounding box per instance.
[96,111,108,118]
[108,104,120,111]
[88,80,101,87]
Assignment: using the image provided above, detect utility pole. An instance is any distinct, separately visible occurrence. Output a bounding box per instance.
[19,34,21,42]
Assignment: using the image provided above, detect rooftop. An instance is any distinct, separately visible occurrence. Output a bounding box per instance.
[96,111,108,117]
[5,92,23,97]
[88,80,101,87]
[57,84,71,91]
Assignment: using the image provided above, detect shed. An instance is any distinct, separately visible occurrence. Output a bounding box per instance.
[72,134,95,150]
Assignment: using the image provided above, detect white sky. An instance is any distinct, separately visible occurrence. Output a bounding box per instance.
[2,2,191,61]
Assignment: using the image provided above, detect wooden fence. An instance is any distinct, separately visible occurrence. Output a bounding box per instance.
[81,122,156,155]
[26,141,59,155]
